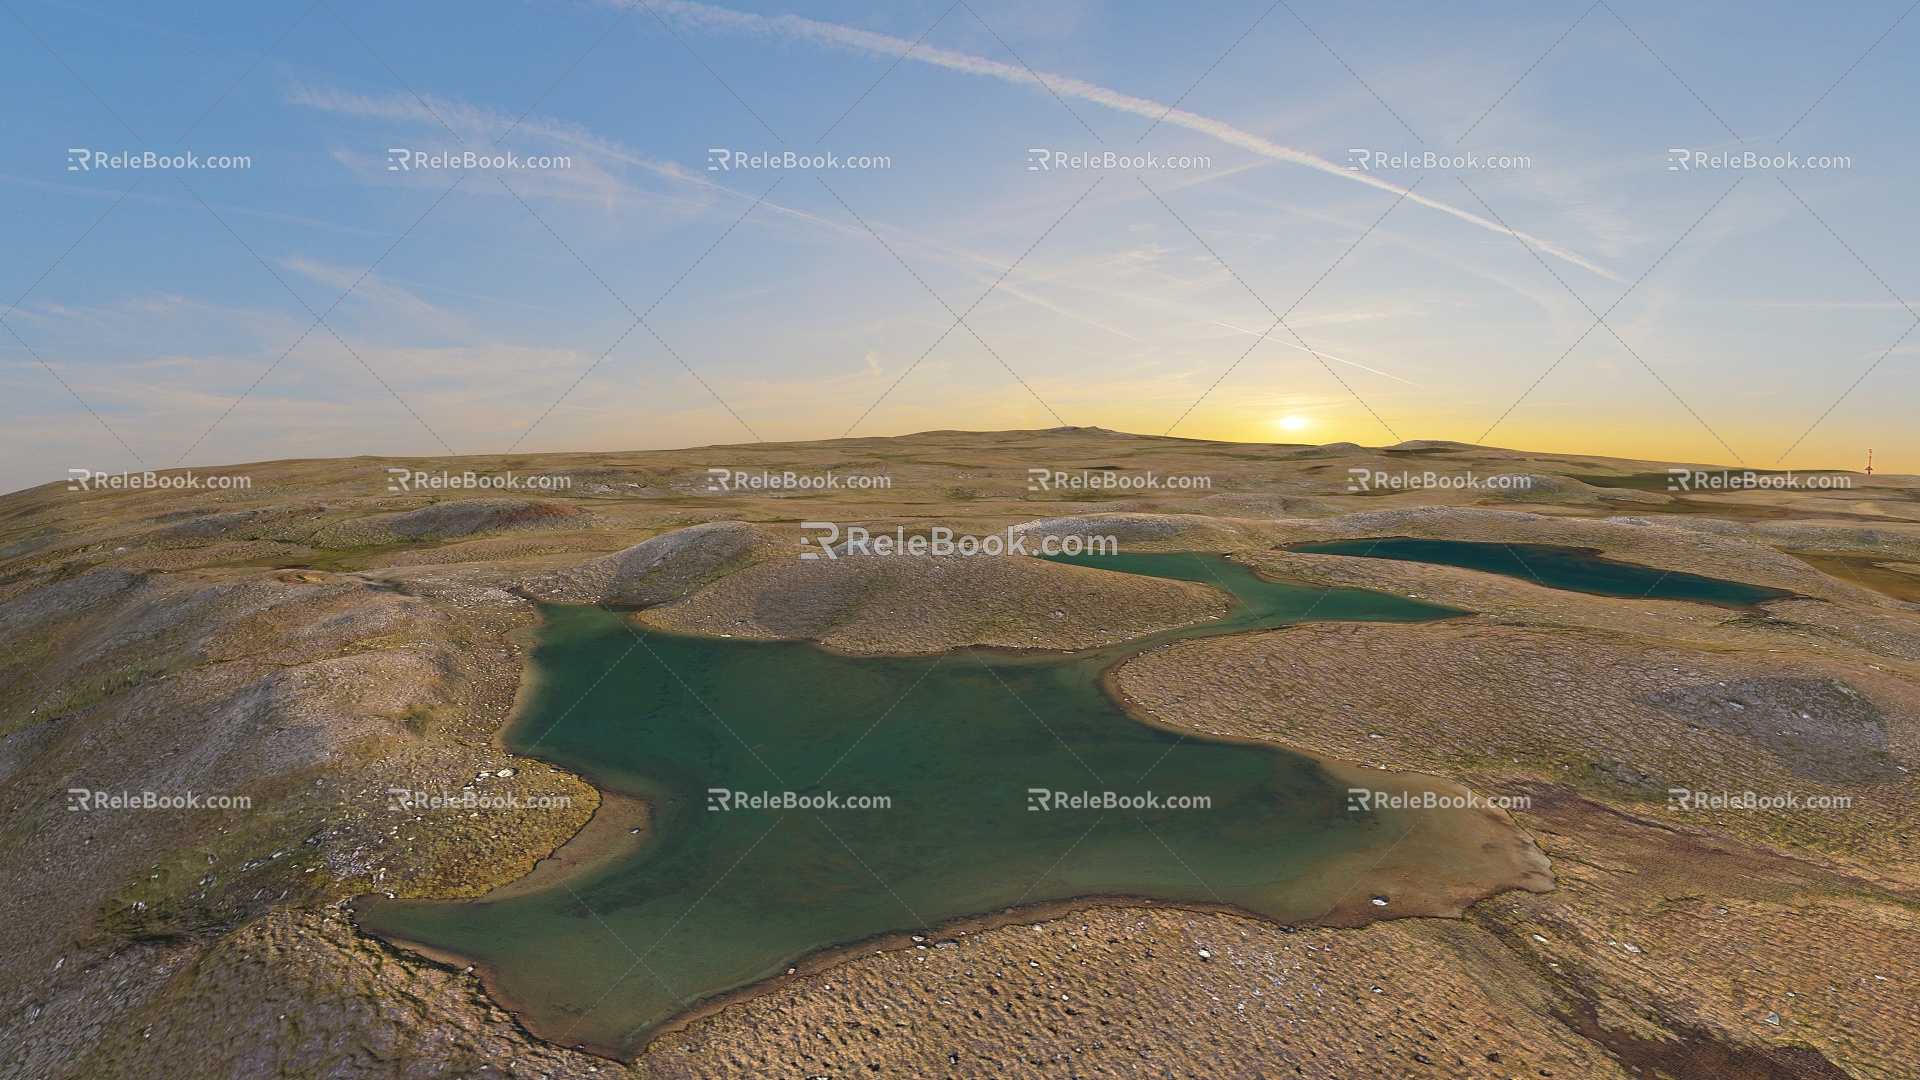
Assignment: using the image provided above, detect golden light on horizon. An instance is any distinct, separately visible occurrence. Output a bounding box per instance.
[1276,415,1309,432]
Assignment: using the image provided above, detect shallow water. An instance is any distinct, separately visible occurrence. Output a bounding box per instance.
[357,554,1466,1055]
[1286,537,1791,607]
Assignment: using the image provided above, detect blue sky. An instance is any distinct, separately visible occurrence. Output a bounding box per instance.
[3,0,1915,492]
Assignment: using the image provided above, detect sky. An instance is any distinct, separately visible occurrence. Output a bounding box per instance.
[2,0,1916,493]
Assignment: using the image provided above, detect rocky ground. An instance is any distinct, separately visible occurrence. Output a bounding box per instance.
[1,428,1915,1078]
[636,549,1229,653]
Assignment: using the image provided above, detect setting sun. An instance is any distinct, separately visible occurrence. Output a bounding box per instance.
[1277,415,1309,431]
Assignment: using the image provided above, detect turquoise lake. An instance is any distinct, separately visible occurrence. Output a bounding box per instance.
[1287,537,1792,607]
[356,553,1468,1056]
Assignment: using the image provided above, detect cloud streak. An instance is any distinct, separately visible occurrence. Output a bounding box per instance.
[289,81,876,243]
[644,0,1625,282]
[1206,319,1421,384]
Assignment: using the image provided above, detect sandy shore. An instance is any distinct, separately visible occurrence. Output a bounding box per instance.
[478,791,651,902]
[373,688,1552,1062]
[362,684,1552,1063]
[356,790,655,1059]
[1101,662,1555,923]
[367,591,1555,1062]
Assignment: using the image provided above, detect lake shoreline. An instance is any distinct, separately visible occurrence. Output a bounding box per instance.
[356,554,1554,1061]
[366,700,1552,1062]
[477,790,651,903]
[374,868,1548,1063]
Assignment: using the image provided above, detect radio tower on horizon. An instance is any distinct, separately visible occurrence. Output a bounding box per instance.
[1865,449,1874,476]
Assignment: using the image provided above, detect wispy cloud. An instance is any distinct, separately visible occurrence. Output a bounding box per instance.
[288,80,875,245]
[1204,319,1420,384]
[638,0,1626,282]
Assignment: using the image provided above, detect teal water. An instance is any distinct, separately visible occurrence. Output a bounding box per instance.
[1287,537,1791,607]
[357,554,1463,1055]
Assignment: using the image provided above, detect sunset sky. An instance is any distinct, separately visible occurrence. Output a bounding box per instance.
[3,0,1915,492]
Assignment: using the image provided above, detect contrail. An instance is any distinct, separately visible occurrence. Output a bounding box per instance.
[1207,320,1421,384]
[643,0,1625,283]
